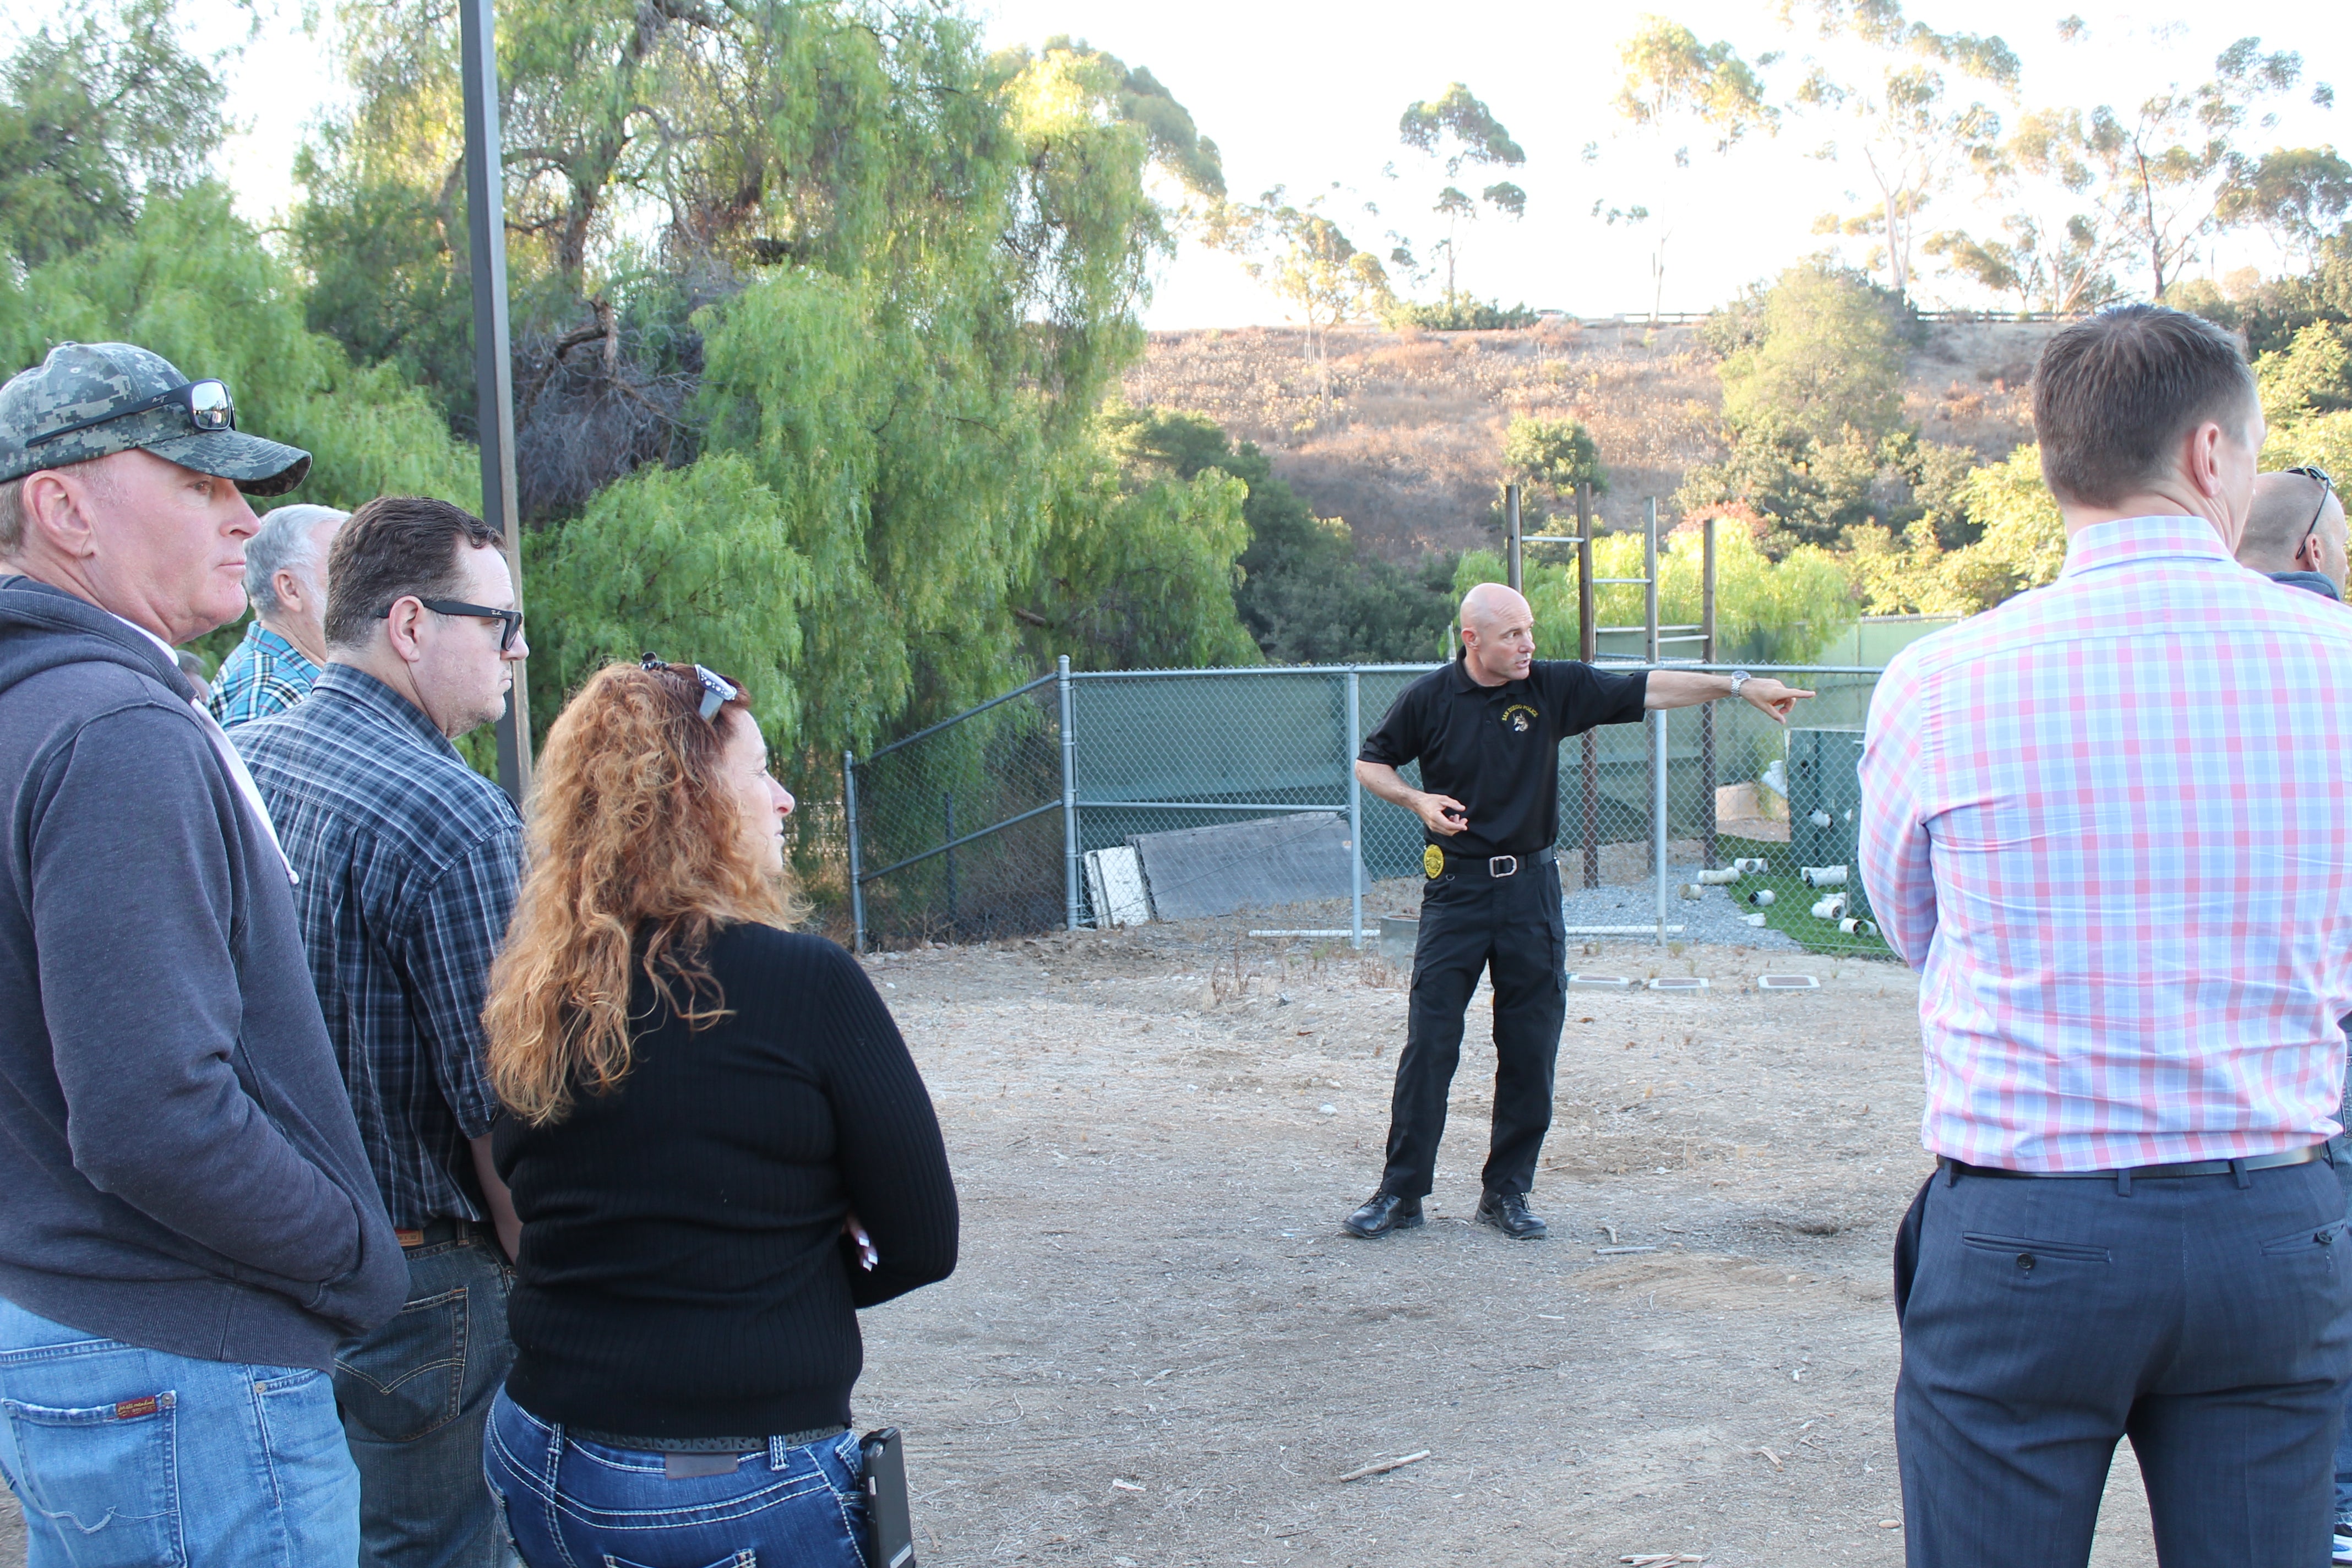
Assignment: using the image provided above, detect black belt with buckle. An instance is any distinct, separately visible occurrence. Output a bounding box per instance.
[1940,1142,2329,1184]
[1441,846,1556,879]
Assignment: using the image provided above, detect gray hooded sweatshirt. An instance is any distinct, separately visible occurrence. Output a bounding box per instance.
[0,575,405,1370]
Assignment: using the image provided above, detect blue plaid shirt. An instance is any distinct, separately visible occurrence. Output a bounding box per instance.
[207,620,320,728]
[235,665,522,1226]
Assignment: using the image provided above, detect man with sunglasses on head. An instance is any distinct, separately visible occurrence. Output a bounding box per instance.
[2235,463,2352,1562]
[2236,466,2346,601]
[236,496,531,1568]
[0,342,408,1564]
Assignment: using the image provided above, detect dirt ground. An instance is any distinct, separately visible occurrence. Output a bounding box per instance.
[844,908,2167,1568]
[0,907,2177,1568]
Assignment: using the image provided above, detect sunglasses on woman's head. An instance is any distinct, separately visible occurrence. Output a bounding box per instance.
[641,654,738,721]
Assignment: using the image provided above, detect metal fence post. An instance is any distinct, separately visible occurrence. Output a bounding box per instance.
[1701,514,1719,870]
[1506,483,1523,592]
[1346,668,1364,950]
[1647,499,1666,944]
[842,750,864,954]
[1577,483,1600,891]
[1059,655,1080,931]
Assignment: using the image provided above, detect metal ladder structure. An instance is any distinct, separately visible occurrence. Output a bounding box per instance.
[1504,484,1723,943]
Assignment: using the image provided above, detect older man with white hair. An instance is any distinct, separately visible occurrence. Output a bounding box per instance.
[209,501,347,726]
[1344,580,1811,1242]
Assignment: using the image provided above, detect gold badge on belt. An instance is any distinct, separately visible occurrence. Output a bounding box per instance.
[1423,844,1445,878]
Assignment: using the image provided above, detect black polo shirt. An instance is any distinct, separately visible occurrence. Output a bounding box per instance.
[1359,656,1648,861]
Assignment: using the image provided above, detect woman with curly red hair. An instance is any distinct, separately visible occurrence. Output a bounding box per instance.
[480,657,956,1567]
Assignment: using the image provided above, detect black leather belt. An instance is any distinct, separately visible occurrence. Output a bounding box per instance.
[1441,846,1557,878]
[1940,1142,2329,1183]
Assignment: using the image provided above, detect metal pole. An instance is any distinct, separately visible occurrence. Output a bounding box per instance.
[1506,482,1523,593]
[1701,514,1718,870]
[1059,655,1080,931]
[943,791,956,938]
[843,750,864,954]
[1644,497,1660,666]
[1577,483,1599,891]
[1576,483,1597,661]
[460,0,531,804]
[1347,668,1364,950]
[1647,499,1665,944]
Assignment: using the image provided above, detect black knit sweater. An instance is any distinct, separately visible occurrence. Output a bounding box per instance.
[493,924,958,1436]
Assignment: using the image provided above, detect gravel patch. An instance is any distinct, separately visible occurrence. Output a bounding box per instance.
[1562,861,1801,950]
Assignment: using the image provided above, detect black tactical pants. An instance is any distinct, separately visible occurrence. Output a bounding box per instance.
[1379,855,1567,1200]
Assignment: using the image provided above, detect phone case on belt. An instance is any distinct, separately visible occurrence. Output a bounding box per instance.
[862,1427,916,1568]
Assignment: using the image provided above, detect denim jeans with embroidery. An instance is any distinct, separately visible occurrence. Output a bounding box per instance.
[0,1295,356,1567]
[484,1387,870,1568]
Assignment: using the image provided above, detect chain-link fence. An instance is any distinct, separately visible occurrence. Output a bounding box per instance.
[843,659,1892,957]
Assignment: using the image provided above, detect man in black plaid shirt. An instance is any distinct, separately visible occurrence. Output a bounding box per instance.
[238,496,530,1568]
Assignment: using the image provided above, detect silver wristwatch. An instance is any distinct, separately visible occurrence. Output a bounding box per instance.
[1728,669,1752,700]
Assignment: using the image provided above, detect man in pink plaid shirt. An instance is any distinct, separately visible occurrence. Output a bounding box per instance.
[1860,305,2352,1568]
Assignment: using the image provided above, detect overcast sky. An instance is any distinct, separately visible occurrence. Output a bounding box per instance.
[72,0,2349,328]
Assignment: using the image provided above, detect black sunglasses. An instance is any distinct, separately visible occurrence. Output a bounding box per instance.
[641,654,738,721]
[2285,465,2338,551]
[373,596,524,651]
[26,379,236,447]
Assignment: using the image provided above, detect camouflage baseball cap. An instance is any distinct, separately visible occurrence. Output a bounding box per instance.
[0,342,311,496]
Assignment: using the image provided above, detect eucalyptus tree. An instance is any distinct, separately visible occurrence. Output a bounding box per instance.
[1784,0,2020,300]
[1605,15,1778,320]
[1921,104,2132,313]
[1385,83,1527,306]
[1208,186,1391,410]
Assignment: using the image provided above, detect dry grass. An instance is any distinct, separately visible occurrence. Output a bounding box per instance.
[1123,319,2060,559]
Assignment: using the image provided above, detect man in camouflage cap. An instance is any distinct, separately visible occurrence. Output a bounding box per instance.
[0,342,405,1564]
[0,341,311,496]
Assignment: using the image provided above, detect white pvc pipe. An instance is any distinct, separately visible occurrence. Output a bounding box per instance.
[1800,865,1849,887]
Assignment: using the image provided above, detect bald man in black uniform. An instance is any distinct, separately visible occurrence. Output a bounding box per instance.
[1345,582,1811,1240]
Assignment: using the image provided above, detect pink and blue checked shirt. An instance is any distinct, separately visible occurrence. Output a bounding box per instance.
[1859,515,2352,1171]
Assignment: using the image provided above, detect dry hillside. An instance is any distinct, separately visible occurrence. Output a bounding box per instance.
[1124,319,2065,558]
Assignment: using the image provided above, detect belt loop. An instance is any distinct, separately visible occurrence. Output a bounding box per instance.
[770,1434,790,1470]
[2115,1167,2131,1196]
[2231,1157,2251,1190]
[1942,1157,1958,1186]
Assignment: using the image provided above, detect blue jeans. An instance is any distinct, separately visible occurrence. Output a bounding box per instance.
[0,1295,357,1567]
[1895,1157,2352,1568]
[483,1390,870,1568]
[336,1231,516,1568]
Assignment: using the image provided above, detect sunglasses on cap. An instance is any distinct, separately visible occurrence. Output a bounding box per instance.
[26,379,236,447]
[641,654,739,721]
